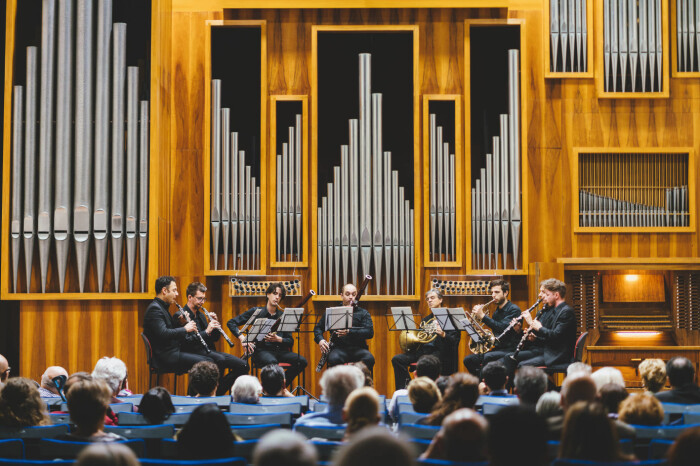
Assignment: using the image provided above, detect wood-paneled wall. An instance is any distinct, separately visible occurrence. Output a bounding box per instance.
[9,0,700,396]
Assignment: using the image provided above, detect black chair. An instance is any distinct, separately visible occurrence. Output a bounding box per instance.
[0,425,70,439]
[38,438,146,459]
[105,424,176,439]
[142,332,185,393]
[0,439,24,459]
[294,424,346,441]
[230,423,281,440]
[540,332,589,384]
[398,423,440,440]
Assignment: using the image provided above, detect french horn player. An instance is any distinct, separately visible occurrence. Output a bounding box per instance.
[391,289,461,391]
[463,279,522,378]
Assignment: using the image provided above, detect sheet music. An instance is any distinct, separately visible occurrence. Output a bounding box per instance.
[326,306,353,331]
[390,307,417,330]
[431,307,455,331]
[447,307,468,330]
[278,308,304,332]
[460,318,482,343]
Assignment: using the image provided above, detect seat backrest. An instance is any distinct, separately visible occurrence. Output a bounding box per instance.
[648,438,674,460]
[417,459,488,465]
[109,402,134,413]
[475,395,519,408]
[224,412,293,427]
[230,424,281,440]
[482,402,509,416]
[0,460,73,465]
[38,438,145,459]
[399,411,428,425]
[174,403,215,413]
[258,395,309,409]
[683,412,700,424]
[105,424,175,439]
[141,333,154,367]
[574,332,589,362]
[170,396,230,407]
[229,402,302,416]
[311,402,328,413]
[117,412,151,425]
[410,437,432,455]
[0,424,70,439]
[294,424,346,441]
[552,460,667,466]
[398,423,440,440]
[631,423,700,440]
[0,439,24,460]
[232,440,258,461]
[309,440,344,461]
[397,402,416,414]
[121,394,144,405]
[139,458,246,466]
[48,413,72,425]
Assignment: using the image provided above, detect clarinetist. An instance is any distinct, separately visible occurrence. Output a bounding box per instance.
[463,279,522,378]
[314,283,375,371]
[173,282,249,395]
[226,283,308,388]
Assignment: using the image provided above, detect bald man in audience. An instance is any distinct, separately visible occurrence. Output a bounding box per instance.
[0,354,9,387]
[38,366,69,398]
[421,408,489,463]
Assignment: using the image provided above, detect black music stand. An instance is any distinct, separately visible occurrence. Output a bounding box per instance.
[386,306,419,332]
[459,317,488,347]
[279,308,316,399]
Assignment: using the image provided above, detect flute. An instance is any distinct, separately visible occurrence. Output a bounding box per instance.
[175,303,211,353]
[200,305,235,348]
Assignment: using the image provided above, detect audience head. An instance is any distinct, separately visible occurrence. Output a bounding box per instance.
[253,430,318,466]
[333,426,416,466]
[138,387,175,424]
[408,377,442,414]
[0,377,49,428]
[423,408,488,462]
[64,372,92,395]
[667,425,700,466]
[514,366,548,406]
[481,361,508,392]
[638,358,667,393]
[351,361,374,387]
[343,387,381,436]
[435,375,450,396]
[666,357,696,388]
[598,383,628,416]
[67,378,112,435]
[0,354,9,384]
[489,405,549,466]
[561,375,597,410]
[40,365,69,395]
[232,375,262,404]
[559,401,627,462]
[536,391,563,418]
[566,362,592,378]
[177,404,234,459]
[75,442,140,466]
[260,364,286,396]
[320,365,364,407]
[618,392,664,426]
[415,354,441,381]
[188,361,219,397]
[92,357,128,397]
[591,367,625,391]
[426,372,480,426]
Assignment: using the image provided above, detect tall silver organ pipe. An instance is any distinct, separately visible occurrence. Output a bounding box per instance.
[111,23,126,292]
[349,119,359,284]
[210,79,222,269]
[11,86,24,293]
[508,49,521,270]
[125,67,139,292]
[676,0,699,72]
[23,47,38,291]
[295,115,302,260]
[358,54,372,280]
[341,146,350,286]
[371,93,383,289]
[275,114,303,263]
[429,113,456,262]
[139,101,150,291]
[221,109,231,270]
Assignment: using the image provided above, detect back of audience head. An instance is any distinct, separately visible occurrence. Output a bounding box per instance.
[561,375,597,410]
[666,357,695,388]
[75,442,140,466]
[566,362,592,378]
[415,354,441,381]
[598,383,628,417]
[320,365,364,407]
[618,392,664,426]
[92,357,127,397]
[0,377,49,427]
[40,365,69,395]
[591,367,625,391]
[253,430,318,466]
[232,375,262,404]
[481,361,507,392]
[260,364,286,396]
[65,372,92,395]
[333,426,416,466]
[177,404,234,459]
[435,375,450,396]
[514,366,548,406]
[343,387,381,436]
[426,372,479,426]
[0,354,9,385]
[667,425,700,466]
[189,361,219,397]
[138,386,175,424]
[536,391,563,418]
[408,377,441,414]
[638,358,667,393]
[422,408,488,463]
[67,378,113,435]
[559,401,630,462]
[351,361,374,387]
[488,405,548,466]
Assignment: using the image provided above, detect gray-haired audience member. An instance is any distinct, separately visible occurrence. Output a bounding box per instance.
[591,367,625,391]
[295,365,364,427]
[253,430,318,466]
[232,375,262,404]
[421,408,488,463]
[75,442,140,466]
[334,426,416,466]
[536,391,563,419]
[566,362,592,378]
[92,357,128,401]
[655,357,700,404]
[514,366,548,406]
[38,366,69,398]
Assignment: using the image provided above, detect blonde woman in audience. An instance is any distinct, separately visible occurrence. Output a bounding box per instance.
[408,376,441,415]
[618,392,664,426]
[343,387,381,440]
[638,358,667,393]
[232,375,262,404]
[75,443,139,466]
[0,378,49,428]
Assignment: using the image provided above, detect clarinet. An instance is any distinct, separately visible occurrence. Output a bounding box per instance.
[494,297,543,341]
[509,303,547,361]
[176,303,211,353]
[200,306,235,347]
[316,275,372,372]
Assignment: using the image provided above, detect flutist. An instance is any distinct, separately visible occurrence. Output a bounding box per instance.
[174,282,249,395]
[226,282,308,388]
[314,283,375,371]
[463,279,522,378]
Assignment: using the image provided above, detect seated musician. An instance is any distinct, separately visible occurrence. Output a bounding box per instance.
[502,278,576,374]
[314,283,375,371]
[391,289,461,391]
[463,279,522,378]
[226,282,307,387]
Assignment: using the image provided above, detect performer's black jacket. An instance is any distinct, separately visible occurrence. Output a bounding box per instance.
[530,301,577,366]
[416,312,461,353]
[227,307,294,352]
[481,301,522,351]
[174,305,221,352]
[143,298,188,368]
[313,306,374,349]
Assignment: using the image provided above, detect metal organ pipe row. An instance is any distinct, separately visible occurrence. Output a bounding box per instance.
[318,53,415,296]
[276,115,303,263]
[550,0,588,72]
[429,114,456,262]
[10,0,150,293]
[676,0,700,72]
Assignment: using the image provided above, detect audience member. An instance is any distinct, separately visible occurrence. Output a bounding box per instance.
[598,383,628,419]
[421,408,488,463]
[0,377,49,427]
[559,401,633,461]
[92,357,129,402]
[618,392,664,426]
[489,405,549,466]
[138,387,175,424]
[514,366,548,406]
[188,361,219,397]
[61,379,126,442]
[666,425,700,466]
[638,358,667,393]
[343,387,381,439]
[64,372,92,395]
[232,375,262,404]
[388,354,440,421]
[38,365,69,398]
[546,375,598,439]
[253,430,318,466]
[407,377,441,414]
[351,361,374,387]
[480,361,508,396]
[0,354,9,387]
[260,364,293,397]
[75,442,140,466]
[566,362,592,378]
[591,367,625,391]
[435,375,450,396]
[536,391,562,419]
[177,404,235,459]
[333,426,416,466]
[295,365,364,427]
[655,357,700,404]
[425,372,479,426]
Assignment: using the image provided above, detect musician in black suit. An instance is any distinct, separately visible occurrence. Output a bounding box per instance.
[143,276,214,372]
[463,279,522,377]
[173,282,249,395]
[314,283,375,371]
[227,282,307,387]
[391,289,461,391]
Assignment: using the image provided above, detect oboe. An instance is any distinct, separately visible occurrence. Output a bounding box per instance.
[200,305,234,348]
[509,302,547,361]
[175,303,210,353]
[494,297,543,341]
